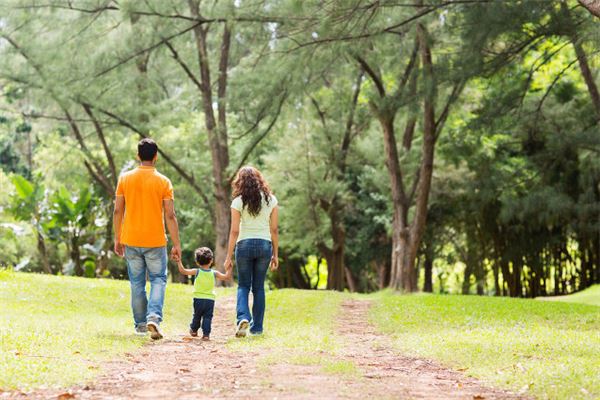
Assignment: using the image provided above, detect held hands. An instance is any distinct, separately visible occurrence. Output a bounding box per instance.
[170,245,181,262]
[270,255,279,271]
[224,257,233,271]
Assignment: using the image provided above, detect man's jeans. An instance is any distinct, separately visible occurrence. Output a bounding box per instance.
[125,246,167,328]
[235,239,272,334]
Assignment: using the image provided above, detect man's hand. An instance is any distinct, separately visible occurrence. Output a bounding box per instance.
[114,242,125,257]
[170,245,181,262]
[270,255,279,271]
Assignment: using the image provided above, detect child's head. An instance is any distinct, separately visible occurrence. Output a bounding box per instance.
[194,247,214,267]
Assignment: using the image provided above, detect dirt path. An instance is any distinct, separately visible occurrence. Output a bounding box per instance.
[8,297,526,399]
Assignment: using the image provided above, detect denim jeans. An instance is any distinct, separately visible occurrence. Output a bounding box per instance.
[190,298,215,336]
[125,246,167,328]
[235,238,272,334]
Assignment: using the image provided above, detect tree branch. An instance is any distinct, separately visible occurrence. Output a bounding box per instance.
[229,91,288,183]
[353,55,385,97]
[82,103,118,186]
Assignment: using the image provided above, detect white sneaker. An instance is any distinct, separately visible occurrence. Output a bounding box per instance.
[235,319,249,338]
[134,325,148,336]
[147,321,163,340]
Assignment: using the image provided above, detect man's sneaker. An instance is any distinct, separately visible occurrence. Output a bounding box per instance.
[134,325,148,336]
[235,319,249,338]
[201,335,210,341]
[147,321,163,340]
[189,329,198,337]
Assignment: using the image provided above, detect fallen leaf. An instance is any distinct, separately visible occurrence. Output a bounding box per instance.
[178,368,191,374]
[73,351,81,355]
[473,395,485,400]
[457,367,468,372]
[57,392,76,400]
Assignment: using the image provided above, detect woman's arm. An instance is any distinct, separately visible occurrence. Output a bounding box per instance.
[270,206,279,271]
[224,208,241,270]
[177,260,198,276]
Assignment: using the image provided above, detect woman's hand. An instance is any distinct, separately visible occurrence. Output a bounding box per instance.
[270,255,279,271]
[224,257,233,271]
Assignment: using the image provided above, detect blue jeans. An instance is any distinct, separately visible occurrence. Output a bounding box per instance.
[190,298,215,336]
[235,239,272,334]
[125,246,167,328]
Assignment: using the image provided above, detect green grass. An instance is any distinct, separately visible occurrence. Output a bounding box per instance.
[0,269,233,390]
[537,285,600,307]
[371,291,600,400]
[227,288,361,379]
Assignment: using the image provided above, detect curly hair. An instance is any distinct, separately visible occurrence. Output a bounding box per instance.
[232,166,272,217]
[194,247,213,266]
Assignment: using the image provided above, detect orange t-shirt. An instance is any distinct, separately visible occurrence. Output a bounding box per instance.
[115,166,174,248]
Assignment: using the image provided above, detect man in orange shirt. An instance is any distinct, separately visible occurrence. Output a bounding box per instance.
[113,138,181,340]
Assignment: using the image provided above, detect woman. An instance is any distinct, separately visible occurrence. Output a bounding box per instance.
[224,166,279,337]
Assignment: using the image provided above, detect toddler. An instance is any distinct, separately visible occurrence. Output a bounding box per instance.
[177,247,232,340]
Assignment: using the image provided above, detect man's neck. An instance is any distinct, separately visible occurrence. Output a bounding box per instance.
[140,161,155,167]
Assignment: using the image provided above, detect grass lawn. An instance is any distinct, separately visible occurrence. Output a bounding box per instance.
[227,288,352,376]
[536,285,600,307]
[0,269,233,390]
[371,291,600,400]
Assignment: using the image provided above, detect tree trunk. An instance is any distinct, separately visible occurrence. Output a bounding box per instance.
[462,261,472,295]
[423,245,433,292]
[36,229,52,274]
[324,207,346,291]
[578,0,600,19]
[71,236,83,276]
[377,258,391,289]
[188,2,232,273]
[345,267,357,292]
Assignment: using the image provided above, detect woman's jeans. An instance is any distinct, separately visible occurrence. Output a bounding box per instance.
[125,246,167,328]
[235,239,272,334]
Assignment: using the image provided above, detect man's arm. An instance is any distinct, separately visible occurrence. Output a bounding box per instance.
[113,196,125,257]
[163,199,181,261]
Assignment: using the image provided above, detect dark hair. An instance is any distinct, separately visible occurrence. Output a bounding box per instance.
[232,166,271,217]
[138,138,158,161]
[194,247,213,266]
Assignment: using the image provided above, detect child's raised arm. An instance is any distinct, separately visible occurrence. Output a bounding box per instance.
[214,263,233,281]
[177,260,198,276]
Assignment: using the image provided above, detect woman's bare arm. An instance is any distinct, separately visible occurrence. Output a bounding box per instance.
[224,208,241,270]
[270,206,279,271]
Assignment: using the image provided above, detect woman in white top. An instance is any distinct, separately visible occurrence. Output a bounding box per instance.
[224,166,279,337]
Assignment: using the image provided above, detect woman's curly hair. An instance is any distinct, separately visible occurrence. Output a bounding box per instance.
[232,166,272,217]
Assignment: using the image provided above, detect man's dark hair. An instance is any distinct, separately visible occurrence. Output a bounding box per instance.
[138,138,158,161]
[195,247,214,266]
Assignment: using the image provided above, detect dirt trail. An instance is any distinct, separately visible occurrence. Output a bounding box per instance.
[8,297,526,399]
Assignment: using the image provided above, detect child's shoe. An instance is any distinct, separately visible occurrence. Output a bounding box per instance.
[202,335,210,341]
[236,319,249,337]
[190,329,198,337]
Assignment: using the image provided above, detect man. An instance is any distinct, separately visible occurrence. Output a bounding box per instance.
[113,138,181,340]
